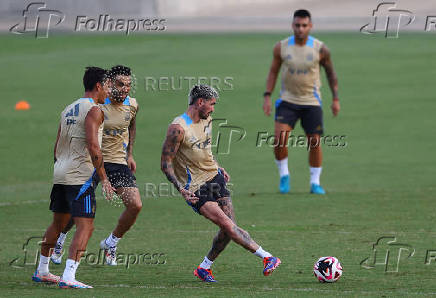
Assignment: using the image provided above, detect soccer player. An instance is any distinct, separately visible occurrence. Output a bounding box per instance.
[262,9,340,194]
[161,84,281,282]
[50,65,141,266]
[32,67,115,289]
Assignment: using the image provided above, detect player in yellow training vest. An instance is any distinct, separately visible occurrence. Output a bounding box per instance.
[32,67,115,289]
[263,9,340,194]
[51,65,141,267]
[161,85,281,282]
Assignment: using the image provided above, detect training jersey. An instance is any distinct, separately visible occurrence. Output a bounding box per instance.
[171,113,219,192]
[53,98,103,185]
[99,96,138,165]
[279,35,324,106]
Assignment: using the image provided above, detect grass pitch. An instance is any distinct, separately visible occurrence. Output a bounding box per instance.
[0,32,435,297]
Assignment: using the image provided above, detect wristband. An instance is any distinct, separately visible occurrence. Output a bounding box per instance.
[263,91,271,97]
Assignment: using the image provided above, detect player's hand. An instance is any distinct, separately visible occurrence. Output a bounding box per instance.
[180,188,199,205]
[101,179,116,201]
[219,167,231,182]
[331,99,340,117]
[127,155,137,173]
[263,96,271,116]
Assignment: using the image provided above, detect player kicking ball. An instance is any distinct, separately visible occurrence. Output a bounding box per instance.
[50,65,141,266]
[161,85,281,282]
[32,67,116,289]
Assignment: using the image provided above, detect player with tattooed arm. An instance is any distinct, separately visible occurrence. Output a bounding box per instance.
[161,84,281,282]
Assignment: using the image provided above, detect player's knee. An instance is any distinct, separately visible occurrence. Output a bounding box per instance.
[308,135,321,149]
[128,199,142,214]
[222,223,239,239]
[88,224,95,236]
[274,135,286,148]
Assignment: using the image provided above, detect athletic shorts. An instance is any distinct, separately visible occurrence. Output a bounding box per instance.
[186,172,230,215]
[93,162,137,189]
[275,99,324,135]
[49,183,96,218]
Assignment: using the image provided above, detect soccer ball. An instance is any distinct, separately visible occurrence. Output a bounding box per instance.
[313,256,342,283]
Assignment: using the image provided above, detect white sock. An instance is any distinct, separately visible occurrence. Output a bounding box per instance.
[62,259,80,282]
[58,232,67,245]
[310,167,322,185]
[37,255,50,274]
[275,158,289,177]
[253,246,272,259]
[105,233,120,247]
[199,256,213,269]
[55,233,67,253]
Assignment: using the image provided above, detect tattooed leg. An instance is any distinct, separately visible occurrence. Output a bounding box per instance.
[206,197,235,261]
[200,201,260,253]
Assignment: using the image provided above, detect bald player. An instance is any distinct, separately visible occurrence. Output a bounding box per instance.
[263,9,340,194]
[32,67,115,289]
[161,85,280,282]
[51,65,141,266]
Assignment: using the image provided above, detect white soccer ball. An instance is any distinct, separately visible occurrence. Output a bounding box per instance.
[313,256,342,283]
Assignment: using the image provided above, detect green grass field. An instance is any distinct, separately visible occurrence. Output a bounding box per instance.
[0,32,435,297]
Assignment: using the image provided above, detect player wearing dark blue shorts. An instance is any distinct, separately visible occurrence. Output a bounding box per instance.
[51,65,141,267]
[161,85,281,282]
[33,67,115,289]
[263,9,341,194]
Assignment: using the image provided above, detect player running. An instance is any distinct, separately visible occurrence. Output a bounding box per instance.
[50,65,141,266]
[262,9,340,194]
[161,84,281,282]
[32,67,115,289]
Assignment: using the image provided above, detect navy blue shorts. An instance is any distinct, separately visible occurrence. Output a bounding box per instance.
[186,173,230,215]
[93,162,137,189]
[49,182,96,218]
[275,99,324,135]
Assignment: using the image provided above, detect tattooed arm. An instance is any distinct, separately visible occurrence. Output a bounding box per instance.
[161,123,198,203]
[320,44,340,116]
[85,106,115,198]
[127,105,138,173]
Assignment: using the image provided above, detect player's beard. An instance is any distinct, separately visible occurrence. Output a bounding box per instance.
[111,88,125,103]
[199,109,210,119]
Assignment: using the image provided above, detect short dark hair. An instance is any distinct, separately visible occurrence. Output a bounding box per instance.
[109,65,131,79]
[83,66,107,91]
[293,9,311,19]
[188,84,219,105]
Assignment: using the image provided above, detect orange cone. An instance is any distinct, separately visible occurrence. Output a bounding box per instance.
[15,101,30,110]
